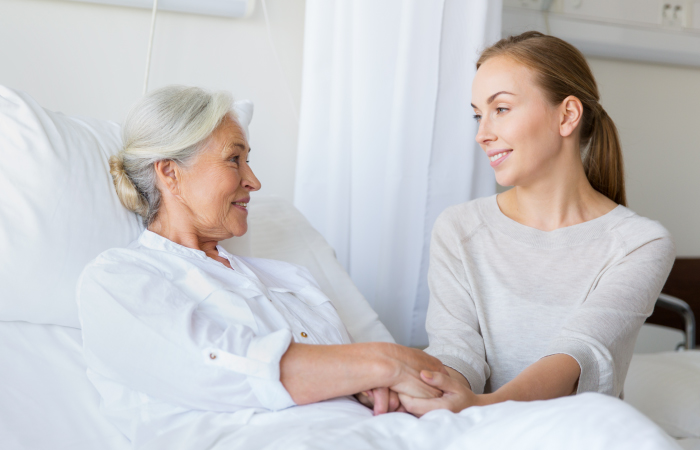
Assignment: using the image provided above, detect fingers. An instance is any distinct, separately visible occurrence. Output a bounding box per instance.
[372,387,389,416]
[363,388,403,415]
[398,392,449,418]
[397,393,430,418]
[388,389,401,412]
[392,367,445,399]
[396,347,449,378]
[420,370,458,394]
[392,381,442,399]
[354,391,374,409]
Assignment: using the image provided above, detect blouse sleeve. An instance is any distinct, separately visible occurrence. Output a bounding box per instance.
[76,256,296,413]
[543,232,675,396]
[423,213,491,394]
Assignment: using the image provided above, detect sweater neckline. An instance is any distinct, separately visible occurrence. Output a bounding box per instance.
[480,194,631,248]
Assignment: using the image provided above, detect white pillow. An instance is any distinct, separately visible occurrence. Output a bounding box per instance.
[624,350,700,438]
[0,86,143,327]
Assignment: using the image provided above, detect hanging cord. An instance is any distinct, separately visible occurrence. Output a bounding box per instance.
[542,0,554,35]
[143,0,159,95]
[260,0,299,123]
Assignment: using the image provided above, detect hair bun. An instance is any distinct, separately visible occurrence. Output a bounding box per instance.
[109,153,149,217]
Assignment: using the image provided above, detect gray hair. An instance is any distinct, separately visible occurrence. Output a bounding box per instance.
[109,85,236,226]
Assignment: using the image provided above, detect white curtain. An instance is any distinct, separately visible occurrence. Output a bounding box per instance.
[294,0,502,347]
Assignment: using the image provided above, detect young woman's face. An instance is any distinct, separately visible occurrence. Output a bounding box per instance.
[471,56,564,188]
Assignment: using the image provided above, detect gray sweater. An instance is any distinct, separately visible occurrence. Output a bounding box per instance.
[424,195,675,397]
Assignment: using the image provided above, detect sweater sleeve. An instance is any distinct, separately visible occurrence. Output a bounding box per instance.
[542,232,675,396]
[423,212,491,394]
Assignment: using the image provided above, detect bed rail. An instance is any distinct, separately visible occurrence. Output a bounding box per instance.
[655,293,696,350]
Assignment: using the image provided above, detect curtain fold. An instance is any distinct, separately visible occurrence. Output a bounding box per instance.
[295,0,503,346]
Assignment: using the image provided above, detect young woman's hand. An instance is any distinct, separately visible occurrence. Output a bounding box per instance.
[354,387,406,415]
[398,370,481,417]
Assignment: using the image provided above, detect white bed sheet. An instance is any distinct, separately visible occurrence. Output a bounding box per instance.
[679,439,700,450]
[0,321,129,450]
[0,321,682,450]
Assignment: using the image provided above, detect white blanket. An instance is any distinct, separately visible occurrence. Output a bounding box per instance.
[0,321,680,450]
[141,394,679,450]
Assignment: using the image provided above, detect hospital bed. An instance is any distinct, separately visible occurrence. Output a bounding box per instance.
[1,84,698,449]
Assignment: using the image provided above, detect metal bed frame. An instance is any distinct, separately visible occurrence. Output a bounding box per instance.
[655,293,696,350]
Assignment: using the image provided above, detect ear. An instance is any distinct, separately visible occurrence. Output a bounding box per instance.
[559,95,583,138]
[153,160,182,196]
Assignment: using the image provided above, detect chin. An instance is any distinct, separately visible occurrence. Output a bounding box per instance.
[228,222,248,237]
[495,171,517,189]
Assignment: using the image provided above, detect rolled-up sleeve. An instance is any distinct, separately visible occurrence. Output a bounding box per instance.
[542,234,675,396]
[77,258,296,412]
[424,213,490,394]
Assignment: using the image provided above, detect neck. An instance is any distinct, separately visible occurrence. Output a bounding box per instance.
[148,206,220,255]
[499,151,616,232]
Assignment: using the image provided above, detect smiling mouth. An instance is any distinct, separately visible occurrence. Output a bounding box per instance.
[232,202,248,208]
[489,151,511,162]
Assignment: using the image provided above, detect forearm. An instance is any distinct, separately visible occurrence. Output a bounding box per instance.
[479,354,580,405]
[280,342,394,405]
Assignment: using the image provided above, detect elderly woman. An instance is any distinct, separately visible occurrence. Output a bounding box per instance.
[76,86,443,447]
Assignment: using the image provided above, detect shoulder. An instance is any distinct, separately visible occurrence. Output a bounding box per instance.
[432,196,491,243]
[610,206,675,257]
[82,244,163,276]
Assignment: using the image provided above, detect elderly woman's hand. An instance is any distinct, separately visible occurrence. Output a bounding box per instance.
[353,345,449,415]
[280,342,447,406]
[378,344,449,399]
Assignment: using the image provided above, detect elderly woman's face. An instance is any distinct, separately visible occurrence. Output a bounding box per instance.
[176,115,260,239]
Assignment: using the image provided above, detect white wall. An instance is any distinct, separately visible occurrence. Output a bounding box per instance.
[0,0,305,202]
[587,57,700,257]
[2,0,697,253]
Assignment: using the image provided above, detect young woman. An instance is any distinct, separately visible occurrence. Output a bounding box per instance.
[397,31,675,416]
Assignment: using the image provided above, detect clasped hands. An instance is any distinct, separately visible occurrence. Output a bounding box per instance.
[354,347,482,417]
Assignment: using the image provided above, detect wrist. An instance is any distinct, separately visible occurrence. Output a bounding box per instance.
[477,385,515,406]
[380,343,402,384]
[474,393,499,407]
[360,342,401,388]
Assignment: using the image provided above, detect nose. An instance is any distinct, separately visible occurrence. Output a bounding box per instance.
[475,117,497,146]
[241,162,261,192]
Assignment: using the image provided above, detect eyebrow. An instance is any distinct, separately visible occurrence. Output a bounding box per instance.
[471,91,516,109]
[221,141,249,157]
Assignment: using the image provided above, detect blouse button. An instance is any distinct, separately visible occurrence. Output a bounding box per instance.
[300,332,308,338]
[209,353,217,360]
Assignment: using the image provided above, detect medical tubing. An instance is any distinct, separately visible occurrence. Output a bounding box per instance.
[143,0,159,95]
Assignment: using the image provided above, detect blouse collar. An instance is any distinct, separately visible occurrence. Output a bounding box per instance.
[138,229,215,261]
[138,230,245,273]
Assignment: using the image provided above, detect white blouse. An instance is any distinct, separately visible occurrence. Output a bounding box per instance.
[77,229,354,443]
